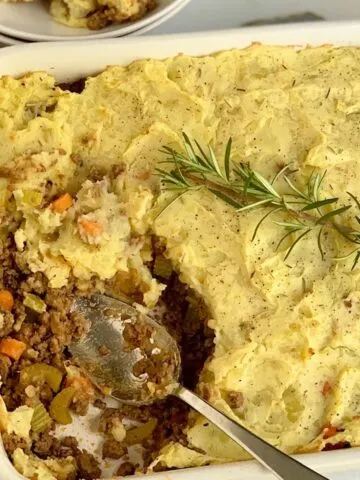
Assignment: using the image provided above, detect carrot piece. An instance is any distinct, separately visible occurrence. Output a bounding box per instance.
[51,193,73,214]
[0,338,26,360]
[322,381,332,397]
[323,424,337,440]
[78,218,102,237]
[0,290,14,311]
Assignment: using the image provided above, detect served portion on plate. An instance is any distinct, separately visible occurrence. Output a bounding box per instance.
[1,0,156,30]
[52,0,156,30]
[1,44,360,479]
[0,0,190,41]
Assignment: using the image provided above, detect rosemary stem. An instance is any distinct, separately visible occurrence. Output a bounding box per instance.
[186,173,351,233]
[158,133,360,267]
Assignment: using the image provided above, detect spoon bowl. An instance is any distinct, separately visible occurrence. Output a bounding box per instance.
[70,294,180,405]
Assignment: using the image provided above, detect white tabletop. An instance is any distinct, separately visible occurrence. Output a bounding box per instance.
[148,0,360,35]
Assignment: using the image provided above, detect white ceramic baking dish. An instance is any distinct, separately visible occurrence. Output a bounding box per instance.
[2,21,360,480]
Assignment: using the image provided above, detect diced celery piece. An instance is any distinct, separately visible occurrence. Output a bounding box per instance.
[49,387,76,425]
[0,178,9,209]
[22,189,43,208]
[31,402,52,433]
[20,363,63,392]
[153,255,173,279]
[125,418,157,445]
[23,293,46,313]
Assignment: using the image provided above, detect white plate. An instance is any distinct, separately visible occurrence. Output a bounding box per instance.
[0,0,190,44]
[0,0,189,41]
[0,0,190,45]
[1,23,360,480]
[0,32,25,46]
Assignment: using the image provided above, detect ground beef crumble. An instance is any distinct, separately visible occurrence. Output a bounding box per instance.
[227,391,244,409]
[116,461,136,477]
[102,438,126,459]
[0,353,10,381]
[2,432,29,456]
[76,450,102,480]
[323,441,352,451]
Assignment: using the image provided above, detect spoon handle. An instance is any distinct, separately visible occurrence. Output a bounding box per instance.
[176,386,329,480]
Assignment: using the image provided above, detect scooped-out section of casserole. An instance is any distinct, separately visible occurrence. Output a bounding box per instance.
[1,45,360,478]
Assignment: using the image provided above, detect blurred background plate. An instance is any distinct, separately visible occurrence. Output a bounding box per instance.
[0,0,190,41]
[0,32,26,45]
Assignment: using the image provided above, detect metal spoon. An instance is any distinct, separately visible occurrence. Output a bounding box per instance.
[70,294,329,480]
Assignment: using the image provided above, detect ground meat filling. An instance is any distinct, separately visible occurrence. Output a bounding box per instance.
[227,391,244,409]
[2,432,29,456]
[58,78,86,94]
[0,232,214,478]
[0,353,10,382]
[96,272,214,473]
[123,319,178,401]
[85,0,157,31]
[0,238,100,478]
[102,438,126,459]
[97,264,215,473]
[77,451,102,480]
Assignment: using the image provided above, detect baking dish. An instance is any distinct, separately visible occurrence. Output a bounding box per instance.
[2,21,360,480]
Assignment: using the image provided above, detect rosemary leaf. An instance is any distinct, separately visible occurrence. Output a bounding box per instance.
[277,230,297,251]
[194,139,209,166]
[302,197,338,211]
[316,205,352,224]
[208,188,244,209]
[237,198,273,212]
[156,168,190,189]
[335,248,360,261]
[252,207,282,241]
[243,171,255,200]
[183,132,197,162]
[284,175,308,200]
[352,250,360,270]
[348,191,360,210]
[317,226,325,261]
[154,190,191,220]
[208,145,224,179]
[272,164,291,185]
[253,171,281,199]
[193,155,211,171]
[284,228,312,261]
[159,146,177,156]
[224,138,232,182]
[311,170,327,201]
[273,221,307,230]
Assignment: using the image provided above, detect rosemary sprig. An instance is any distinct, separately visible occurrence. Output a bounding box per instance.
[157,134,360,268]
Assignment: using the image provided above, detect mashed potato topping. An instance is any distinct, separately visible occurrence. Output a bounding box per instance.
[2,45,360,472]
